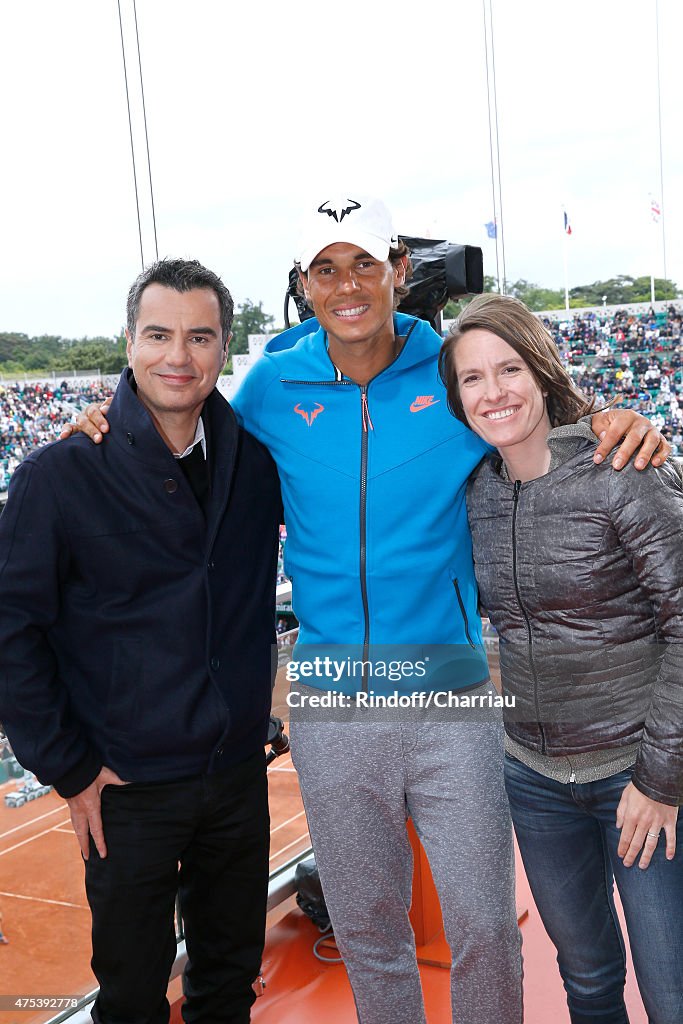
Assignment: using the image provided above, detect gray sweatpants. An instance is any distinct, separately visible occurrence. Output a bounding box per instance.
[289,695,522,1024]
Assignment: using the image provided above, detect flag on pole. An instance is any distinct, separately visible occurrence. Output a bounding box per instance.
[650,195,661,223]
[485,220,497,239]
[562,208,570,310]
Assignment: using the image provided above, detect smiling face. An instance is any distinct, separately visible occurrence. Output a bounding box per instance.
[299,242,405,352]
[126,283,228,429]
[453,328,551,454]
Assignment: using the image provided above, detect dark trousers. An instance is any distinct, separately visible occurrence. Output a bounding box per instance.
[85,752,269,1024]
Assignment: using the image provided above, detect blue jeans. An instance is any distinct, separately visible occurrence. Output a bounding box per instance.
[504,754,683,1024]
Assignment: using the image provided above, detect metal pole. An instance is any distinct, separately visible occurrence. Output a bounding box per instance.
[488,0,507,293]
[482,0,501,293]
[654,0,667,283]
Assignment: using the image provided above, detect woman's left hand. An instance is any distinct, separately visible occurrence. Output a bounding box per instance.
[616,782,678,869]
[591,409,671,470]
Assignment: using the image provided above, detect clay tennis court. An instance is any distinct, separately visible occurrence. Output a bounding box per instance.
[0,667,308,1024]
[0,657,648,1024]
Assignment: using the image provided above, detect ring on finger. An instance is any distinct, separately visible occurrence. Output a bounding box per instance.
[646,830,660,840]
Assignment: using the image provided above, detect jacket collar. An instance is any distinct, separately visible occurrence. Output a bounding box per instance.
[481,438,596,491]
[106,368,176,466]
[107,368,239,528]
[263,313,443,382]
[108,368,233,455]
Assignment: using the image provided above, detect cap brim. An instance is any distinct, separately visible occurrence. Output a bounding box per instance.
[299,232,392,272]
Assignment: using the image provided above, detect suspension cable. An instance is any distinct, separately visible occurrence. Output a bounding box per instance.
[117,0,144,270]
[132,0,159,261]
[654,0,667,285]
[488,0,507,293]
[482,0,501,293]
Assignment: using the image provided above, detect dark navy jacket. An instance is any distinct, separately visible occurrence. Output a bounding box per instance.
[0,370,282,797]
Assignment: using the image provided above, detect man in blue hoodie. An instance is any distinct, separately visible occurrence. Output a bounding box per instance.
[70,199,668,1024]
[231,197,520,1024]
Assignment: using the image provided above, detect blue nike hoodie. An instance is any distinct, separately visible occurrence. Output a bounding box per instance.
[233,313,490,693]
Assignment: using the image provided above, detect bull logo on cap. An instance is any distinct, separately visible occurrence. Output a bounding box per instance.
[317,199,361,223]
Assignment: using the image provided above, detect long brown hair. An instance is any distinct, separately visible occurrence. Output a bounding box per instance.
[438,293,596,427]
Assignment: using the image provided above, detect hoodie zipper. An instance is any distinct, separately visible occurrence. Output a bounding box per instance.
[354,325,417,686]
[512,480,546,752]
[282,321,417,692]
[280,378,354,387]
[452,579,476,648]
[359,385,371,684]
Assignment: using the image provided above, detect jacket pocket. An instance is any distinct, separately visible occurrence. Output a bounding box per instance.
[452,578,476,649]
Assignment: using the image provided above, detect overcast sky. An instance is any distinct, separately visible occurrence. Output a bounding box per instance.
[1,0,681,339]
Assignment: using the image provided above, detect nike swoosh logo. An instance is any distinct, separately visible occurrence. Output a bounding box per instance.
[410,399,441,412]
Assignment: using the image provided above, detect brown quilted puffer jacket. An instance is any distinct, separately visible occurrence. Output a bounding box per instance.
[466,440,683,806]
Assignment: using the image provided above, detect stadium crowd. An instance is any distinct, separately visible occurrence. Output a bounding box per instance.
[1,304,682,492]
[0,380,109,491]
[547,303,683,453]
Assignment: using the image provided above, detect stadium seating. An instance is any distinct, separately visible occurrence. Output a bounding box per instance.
[544,304,682,454]
[0,380,109,491]
[1,304,681,493]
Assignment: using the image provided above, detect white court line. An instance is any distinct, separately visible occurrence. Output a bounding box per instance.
[268,754,292,771]
[0,889,87,910]
[0,803,67,840]
[270,809,306,836]
[0,818,72,857]
[269,766,298,774]
[270,831,310,862]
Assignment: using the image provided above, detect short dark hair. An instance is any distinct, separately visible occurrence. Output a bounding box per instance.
[126,259,234,347]
[295,241,413,311]
[389,240,412,304]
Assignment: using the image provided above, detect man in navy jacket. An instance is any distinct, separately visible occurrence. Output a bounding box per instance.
[0,259,282,1024]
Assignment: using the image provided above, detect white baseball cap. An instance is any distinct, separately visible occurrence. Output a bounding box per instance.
[297,195,398,272]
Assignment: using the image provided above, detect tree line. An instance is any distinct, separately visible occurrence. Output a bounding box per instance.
[443,275,680,319]
[2,281,679,376]
[0,300,276,377]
